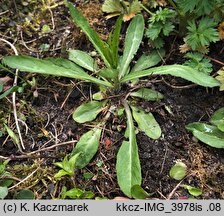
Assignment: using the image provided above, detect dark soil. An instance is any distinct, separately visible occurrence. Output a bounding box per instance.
[0,1,224,199]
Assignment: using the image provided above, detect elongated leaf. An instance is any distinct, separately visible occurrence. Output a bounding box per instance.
[46,57,86,74]
[116,101,141,197]
[118,14,144,79]
[4,124,19,145]
[130,88,163,101]
[131,106,161,139]
[131,50,165,72]
[3,56,112,87]
[69,50,98,72]
[122,64,220,87]
[0,80,3,92]
[0,86,18,100]
[210,107,224,132]
[72,101,106,123]
[186,123,224,148]
[68,3,112,68]
[108,15,123,68]
[71,127,102,169]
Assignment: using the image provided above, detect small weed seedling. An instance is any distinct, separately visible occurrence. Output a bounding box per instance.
[2,2,220,197]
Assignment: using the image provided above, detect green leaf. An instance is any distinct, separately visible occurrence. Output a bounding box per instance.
[47,57,86,74]
[68,3,113,68]
[150,37,165,49]
[16,189,35,199]
[108,15,123,68]
[131,106,161,139]
[149,7,176,23]
[54,153,81,178]
[175,0,215,16]
[72,101,106,123]
[63,188,83,199]
[71,127,102,169]
[0,86,19,100]
[57,155,70,171]
[0,80,3,92]
[116,101,141,197]
[131,50,165,72]
[169,161,187,180]
[63,188,94,199]
[121,64,220,87]
[186,123,224,148]
[83,172,94,180]
[68,50,98,72]
[53,161,64,170]
[182,185,202,197]
[0,172,14,187]
[41,24,51,33]
[210,107,224,132]
[0,160,10,174]
[131,185,151,199]
[162,22,175,36]
[184,52,212,74]
[2,56,112,87]
[118,14,144,79]
[4,124,19,145]
[92,92,104,101]
[145,23,162,40]
[185,18,219,51]
[0,187,8,199]
[81,191,95,199]
[130,88,163,101]
[98,68,118,80]
[68,153,81,171]
[54,169,70,179]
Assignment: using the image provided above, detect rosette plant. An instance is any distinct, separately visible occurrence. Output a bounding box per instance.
[2,2,220,197]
